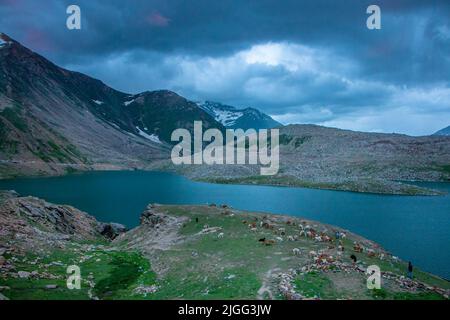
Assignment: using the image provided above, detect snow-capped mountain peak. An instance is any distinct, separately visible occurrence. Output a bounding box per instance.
[197,101,281,130]
[197,101,243,127]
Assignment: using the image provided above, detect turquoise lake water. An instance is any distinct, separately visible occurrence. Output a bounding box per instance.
[0,171,449,280]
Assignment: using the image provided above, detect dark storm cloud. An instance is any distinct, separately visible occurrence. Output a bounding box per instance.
[1,0,449,135]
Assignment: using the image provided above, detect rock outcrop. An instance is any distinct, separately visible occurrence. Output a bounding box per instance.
[97,222,127,240]
[0,191,117,253]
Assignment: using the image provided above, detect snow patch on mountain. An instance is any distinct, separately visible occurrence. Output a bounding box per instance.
[197,101,281,129]
[135,127,162,144]
[197,101,243,126]
[124,99,135,106]
[92,100,104,105]
[214,109,244,126]
[0,38,10,48]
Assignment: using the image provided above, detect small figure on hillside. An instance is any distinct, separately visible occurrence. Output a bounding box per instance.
[407,261,413,279]
[195,217,199,223]
[335,230,340,240]
[350,254,357,264]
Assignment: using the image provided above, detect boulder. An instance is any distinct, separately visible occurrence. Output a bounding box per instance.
[98,222,127,240]
[140,206,164,227]
[45,284,58,289]
[17,271,30,279]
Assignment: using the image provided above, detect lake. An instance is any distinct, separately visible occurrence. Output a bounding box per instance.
[0,171,449,280]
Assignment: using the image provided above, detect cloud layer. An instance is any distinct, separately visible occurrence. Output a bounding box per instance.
[1,0,449,135]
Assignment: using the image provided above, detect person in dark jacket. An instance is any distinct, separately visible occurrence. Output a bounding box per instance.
[407,261,413,279]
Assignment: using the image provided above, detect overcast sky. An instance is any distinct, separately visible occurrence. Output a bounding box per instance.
[1,0,449,135]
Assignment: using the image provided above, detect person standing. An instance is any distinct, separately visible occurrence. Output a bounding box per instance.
[407,261,413,279]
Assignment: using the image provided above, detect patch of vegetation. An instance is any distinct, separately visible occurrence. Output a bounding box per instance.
[47,140,73,163]
[64,144,89,164]
[29,139,83,164]
[152,267,260,300]
[0,248,156,300]
[31,150,52,163]
[0,106,28,133]
[439,165,450,175]
[277,134,311,148]
[201,176,442,196]
[279,134,293,145]
[391,291,446,300]
[201,175,339,190]
[294,136,311,148]
[370,288,389,299]
[93,251,156,299]
[0,164,22,179]
[294,272,337,299]
[0,139,19,154]
[65,167,79,174]
[370,288,446,300]
[0,118,19,154]
[2,205,449,300]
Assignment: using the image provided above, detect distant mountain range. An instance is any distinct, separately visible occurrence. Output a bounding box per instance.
[434,126,450,136]
[1,32,449,194]
[197,101,281,130]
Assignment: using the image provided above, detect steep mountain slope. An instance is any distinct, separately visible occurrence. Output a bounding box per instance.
[124,92,224,144]
[198,101,281,130]
[0,33,222,177]
[434,125,450,136]
[0,33,163,175]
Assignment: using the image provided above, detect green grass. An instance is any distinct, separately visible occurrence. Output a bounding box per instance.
[294,272,338,299]
[115,206,308,299]
[370,288,446,300]
[439,165,450,175]
[2,205,449,300]
[0,106,28,132]
[278,134,311,148]
[0,247,157,300]
[151,267,261,300]
[47,140,73,163]
[279,134,293,145]
[93,251,156,299]
[0,117,20,154]
[294,136,311,148]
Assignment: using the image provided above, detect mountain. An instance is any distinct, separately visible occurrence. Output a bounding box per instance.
[1,32,450,195]
[197,101,281,130]
[175,124,450,195]
[123,91,223,143]
[0,33,222,177]
[433,125,450,136]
